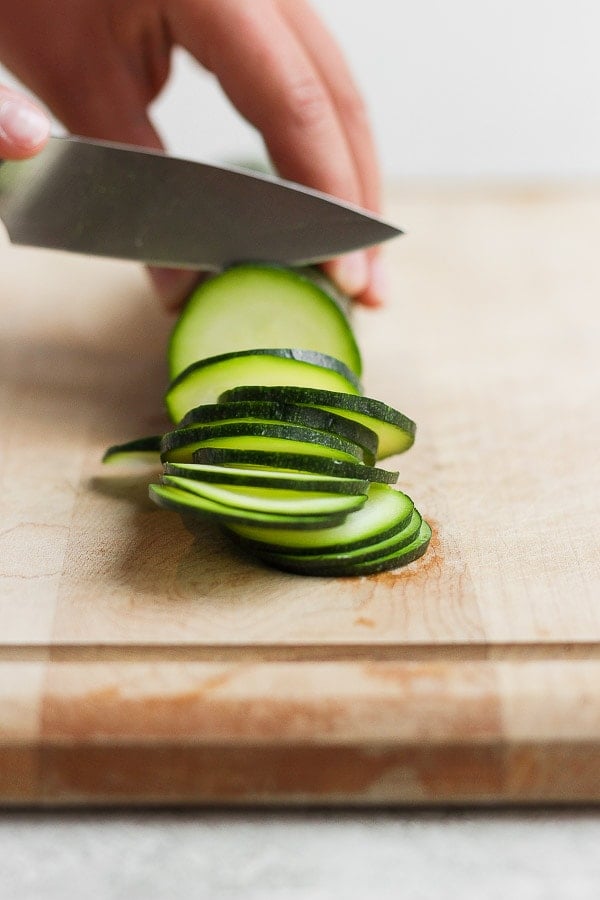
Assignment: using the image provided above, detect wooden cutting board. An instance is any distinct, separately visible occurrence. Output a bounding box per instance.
[1,184,599,806]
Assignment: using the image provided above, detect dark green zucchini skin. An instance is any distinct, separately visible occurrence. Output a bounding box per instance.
[250,509,424,571]
[219,384,416,459]
[177,400,379,459]
[160,421,376,465]
[253,521,432,577]
[191,448,399,483]
[102,435,162,464]
[164,348,362,423]
[162,462,370,495]
[168,349,362,394]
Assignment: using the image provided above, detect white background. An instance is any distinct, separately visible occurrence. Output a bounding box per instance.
[152,0,600,180]
[1,0,599,179]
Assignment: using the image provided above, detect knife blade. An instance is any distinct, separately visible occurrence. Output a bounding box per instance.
[0,136,401,269]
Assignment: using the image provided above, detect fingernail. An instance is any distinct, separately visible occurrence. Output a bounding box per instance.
[148,266,201,311]
[369,257,390,306]
[0,98,50,149]
[331,251,370,297]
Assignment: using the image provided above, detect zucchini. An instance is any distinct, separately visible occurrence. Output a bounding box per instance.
[219,385,415,460]
[103,263,431,578]
[160,421,375,465]
[255,509,423,572]
[162,462,370,494]
[190,448,400,483]
[225,482,415,554]
[149,483,348,530]
[102,435,162,466]
[160,474,367,517]
[165,348,361,424]
[178,400,379,460]
[255,520,432,577]
[167,264,362,380]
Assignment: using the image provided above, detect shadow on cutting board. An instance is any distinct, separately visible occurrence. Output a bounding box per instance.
[86,470,297,607]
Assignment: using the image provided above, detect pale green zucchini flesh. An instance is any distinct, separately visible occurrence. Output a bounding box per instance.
[167,264,362,380]
[149,483,349,530]
[162,462,370,494]
[161,474,367,517]
[225,483,415,554]
[165,349,361,424]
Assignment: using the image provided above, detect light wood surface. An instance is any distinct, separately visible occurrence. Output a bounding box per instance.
[1,184,599,805]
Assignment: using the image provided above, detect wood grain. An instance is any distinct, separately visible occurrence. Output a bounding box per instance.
[1,184,599,804]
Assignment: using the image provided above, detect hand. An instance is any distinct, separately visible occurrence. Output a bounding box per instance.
[0,0,385,307]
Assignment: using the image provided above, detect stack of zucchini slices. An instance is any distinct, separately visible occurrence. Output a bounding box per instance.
[104,265,431,576]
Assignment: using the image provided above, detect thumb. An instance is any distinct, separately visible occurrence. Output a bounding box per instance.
[0,87,50,159]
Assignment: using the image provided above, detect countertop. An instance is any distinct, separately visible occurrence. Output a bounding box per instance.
[2,808,600,899]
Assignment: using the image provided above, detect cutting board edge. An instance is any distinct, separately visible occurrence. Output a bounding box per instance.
[2,738,600,807]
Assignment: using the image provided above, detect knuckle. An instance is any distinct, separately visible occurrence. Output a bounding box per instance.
[286,74,331,130]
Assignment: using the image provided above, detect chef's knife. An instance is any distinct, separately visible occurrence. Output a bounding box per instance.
[0,136,401,269]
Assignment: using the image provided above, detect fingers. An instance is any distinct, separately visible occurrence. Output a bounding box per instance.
[167,0,387,305]
[146,266,202,312]
[0,87,50,159]
[278,1,385,307]
[277,3,380,215]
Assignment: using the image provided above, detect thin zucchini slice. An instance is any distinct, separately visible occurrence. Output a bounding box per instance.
[255,509,423,572]
[160,422,375,465]
[258,520,432,576]
[225,482,415,554]
[149,483,348,530]
[102,435,163,466]
[165,349,361,424]
[163,462,370,494]
[167,264,362,380]
[161,474,367,517]
[191,448,399,483]
[219,385,415,459]
[178,400,379,460]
